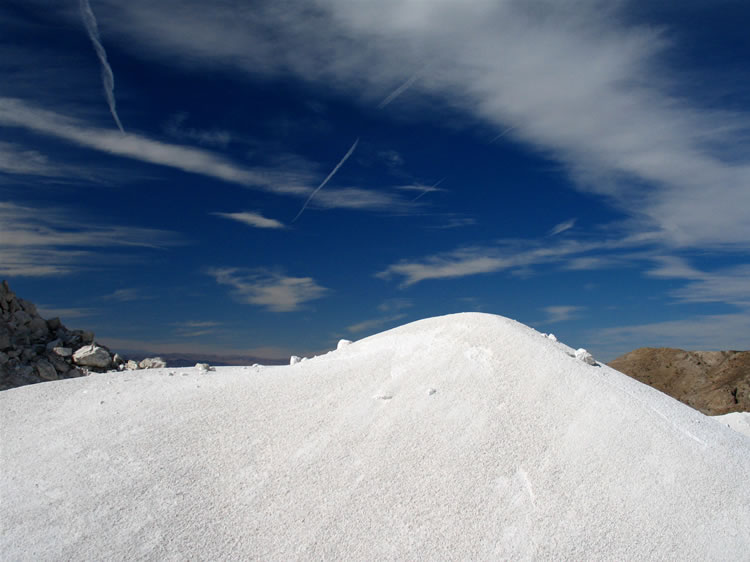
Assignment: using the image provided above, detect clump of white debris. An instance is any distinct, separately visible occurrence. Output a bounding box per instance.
[1,313,748,560]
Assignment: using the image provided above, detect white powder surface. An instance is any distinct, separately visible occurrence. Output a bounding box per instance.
[712,412,750,438]
[2,313,749,560]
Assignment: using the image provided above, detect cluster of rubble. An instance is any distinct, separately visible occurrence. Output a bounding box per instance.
[1,281,165,390]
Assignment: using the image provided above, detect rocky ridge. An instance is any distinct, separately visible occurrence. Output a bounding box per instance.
[1,281,165,391]
[608,347,749,415]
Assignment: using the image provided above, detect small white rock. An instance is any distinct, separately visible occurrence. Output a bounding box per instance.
[547,333,557,342]
[290,356,302,365]
[195,362,214,372]
[139,357,167,369]
[337,339,353,350]
[575,348,597,366]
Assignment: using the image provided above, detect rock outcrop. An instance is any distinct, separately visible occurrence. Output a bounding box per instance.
[608,347,750,415]
[1,281,166,390]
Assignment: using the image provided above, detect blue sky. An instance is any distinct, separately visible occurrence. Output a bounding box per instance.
[1,0,749,361]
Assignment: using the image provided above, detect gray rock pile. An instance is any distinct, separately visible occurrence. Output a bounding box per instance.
[1,281,166,390]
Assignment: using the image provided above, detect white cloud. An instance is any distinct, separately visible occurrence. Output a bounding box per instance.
[0,201,181,277]
[0,98,302,194]
[347,314,406,334]
[208,268,329,312]
[646,256,704,280]
[426,216,477,230]
[0,142,66,178]
[99,288,145,302]
[592,256,750,358]
[378,298,413,313]
[0,98,408,213]
[397,180,446,202]
[85,0,750,250]
[213,211,285,230]
[594,312,750,362]
[378,240,602,287]
[313,187,405,211]
[563,256,619,271]
[163,113,232,148]
[549,218,577,236]
[172,321,222,338]
[647,258,750,308]
[541,305,585,324]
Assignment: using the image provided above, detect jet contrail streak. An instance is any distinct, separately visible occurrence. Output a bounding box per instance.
[80,0,124,132]
[292,138,359,223]
[490,126,515,143]
[412,178,445,202]
[377,73,420,109]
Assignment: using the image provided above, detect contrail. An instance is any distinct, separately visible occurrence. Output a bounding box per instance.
[80,0,124,132]
[490,126,515,143]
[412,178,445,202]
[377,72,420,109]
[292,138,359,223]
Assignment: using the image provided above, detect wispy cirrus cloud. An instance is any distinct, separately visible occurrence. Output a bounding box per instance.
[540,305,585,325]
[208,267,329,312]
[0,142,67,178]
[173,321,222,338]
[647,257,750,308]
[163,113,232,148]
[377,240,603,287]
[0,98,408,213]
[426,216,477,230]
[84,0,750,250]
[594,312,750,361]
[378,298,413,313]
[0,201,181,277]
[0,97,299,192]
[397,180,445,202]
[213,211,285,230]
[347,314,407,334]
[99,288,147,302]
[589,256,750,358]
[549,218,577,237]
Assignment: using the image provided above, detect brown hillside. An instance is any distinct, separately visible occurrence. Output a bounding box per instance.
[608,348,750,415]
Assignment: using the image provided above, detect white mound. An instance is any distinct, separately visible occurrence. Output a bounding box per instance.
[713,412,750,438]
[2,313,749,560]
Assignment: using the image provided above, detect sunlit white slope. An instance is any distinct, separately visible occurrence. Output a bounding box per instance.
[2,313,749,560]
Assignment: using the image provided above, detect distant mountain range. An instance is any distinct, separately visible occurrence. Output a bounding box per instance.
[608,348,749,415]
[123,351,288,368]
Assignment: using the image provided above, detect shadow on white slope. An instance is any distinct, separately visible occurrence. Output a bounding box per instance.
[2,313,749,560]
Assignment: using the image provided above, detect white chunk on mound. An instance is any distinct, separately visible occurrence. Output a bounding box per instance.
[337,339,352,349]
[289,355,302,365]
[575,347,597,365]
[1,312,748,561]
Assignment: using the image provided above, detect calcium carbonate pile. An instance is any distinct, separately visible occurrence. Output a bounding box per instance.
[1,313,748,560]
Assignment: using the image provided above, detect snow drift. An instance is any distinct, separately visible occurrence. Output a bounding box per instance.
[2,313,749,560]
